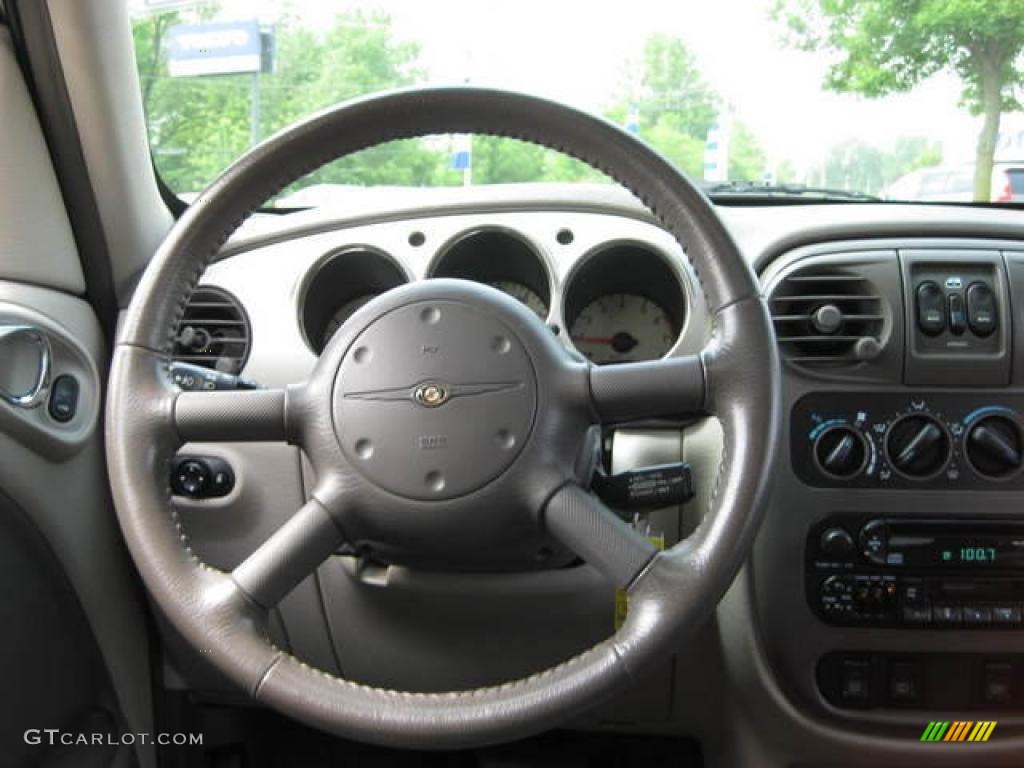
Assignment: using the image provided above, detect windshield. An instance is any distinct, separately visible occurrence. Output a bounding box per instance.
[129,0,1024,206]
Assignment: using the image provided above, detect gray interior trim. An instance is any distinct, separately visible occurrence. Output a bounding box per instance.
[0,27,83,294]
[46,0,173,305]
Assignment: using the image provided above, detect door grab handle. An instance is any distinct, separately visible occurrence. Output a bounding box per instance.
[0,325,51,408]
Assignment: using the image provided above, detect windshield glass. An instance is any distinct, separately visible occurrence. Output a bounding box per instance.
[129,0,1024,206]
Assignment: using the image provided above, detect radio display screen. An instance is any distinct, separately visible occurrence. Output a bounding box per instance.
[890,529,1024,568]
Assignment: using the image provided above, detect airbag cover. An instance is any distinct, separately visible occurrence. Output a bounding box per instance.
[333,299,537,500]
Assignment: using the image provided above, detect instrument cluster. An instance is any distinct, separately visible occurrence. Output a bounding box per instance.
[300,227,687,365]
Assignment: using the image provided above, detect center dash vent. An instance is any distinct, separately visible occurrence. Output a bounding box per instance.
[769,265,885,366]
[172,286,250,374]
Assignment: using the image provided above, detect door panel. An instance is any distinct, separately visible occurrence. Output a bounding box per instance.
[0,287,154,767]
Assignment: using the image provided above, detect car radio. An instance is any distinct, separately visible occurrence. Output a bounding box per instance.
[807,515,1024,628]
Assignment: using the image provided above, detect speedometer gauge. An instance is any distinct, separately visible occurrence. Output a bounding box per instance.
[570,293,677,364]
[321,294,377,348]
[487,280,548,319]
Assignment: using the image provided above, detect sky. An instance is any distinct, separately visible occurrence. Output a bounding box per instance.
[136,0,1023,174]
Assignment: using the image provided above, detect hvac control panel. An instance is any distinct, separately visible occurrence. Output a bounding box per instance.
[792,392,1024,490]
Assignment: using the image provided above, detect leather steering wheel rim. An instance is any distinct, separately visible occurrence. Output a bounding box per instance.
[106,87,780,749]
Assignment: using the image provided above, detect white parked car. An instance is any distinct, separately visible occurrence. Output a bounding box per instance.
[885,162,1024,202]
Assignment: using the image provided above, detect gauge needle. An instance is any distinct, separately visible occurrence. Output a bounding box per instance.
[572,332,640,354]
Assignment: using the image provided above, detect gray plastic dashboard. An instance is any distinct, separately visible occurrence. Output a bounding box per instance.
[169,184,1024,766]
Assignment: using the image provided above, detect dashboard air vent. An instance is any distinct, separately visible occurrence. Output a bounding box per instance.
[769,266,885,366]
[172,286,250,374]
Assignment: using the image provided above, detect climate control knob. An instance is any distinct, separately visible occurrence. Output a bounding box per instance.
[813,424,868,479]
[885,413,951,479]
[965,414,1024,479]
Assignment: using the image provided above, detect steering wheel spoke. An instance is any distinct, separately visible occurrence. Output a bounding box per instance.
[174,387,293,443]
[588,353,707,424]
[232,496,345,609]
[543,483,658,589]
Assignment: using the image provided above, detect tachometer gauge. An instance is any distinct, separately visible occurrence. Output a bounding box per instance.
[488,280,548,319]
[570,293,677,364]
[321,294,377,348]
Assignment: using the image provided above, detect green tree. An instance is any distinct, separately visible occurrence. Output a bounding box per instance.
[612,36,771,181]
[133,9,448,194]
[776,0,1024,201]
[636,121,703,177]
[823,140,886,193]
[630,35,718,140]
[729,122,768,181]
[469,137,548,185]
[819,136,943,195]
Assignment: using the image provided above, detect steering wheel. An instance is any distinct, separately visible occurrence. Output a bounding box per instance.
[106,87,780,749]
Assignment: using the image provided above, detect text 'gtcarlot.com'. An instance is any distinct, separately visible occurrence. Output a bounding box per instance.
[25,729,203,746]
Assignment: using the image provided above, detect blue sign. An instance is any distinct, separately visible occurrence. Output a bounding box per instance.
[451,150,471,171]
[167,21,262,77]
[625,106,640,135]
[451,134,472,171]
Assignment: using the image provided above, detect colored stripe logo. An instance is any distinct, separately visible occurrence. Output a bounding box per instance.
[921,721,996,742]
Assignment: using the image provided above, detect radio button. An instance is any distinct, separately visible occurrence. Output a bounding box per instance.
[859,520,887,565]
[963,606,993,625]
[901,579,927,606]
[820,527,856,559]
[992,605,1022,625]
[902,605,932,624]
[933,605,963,625]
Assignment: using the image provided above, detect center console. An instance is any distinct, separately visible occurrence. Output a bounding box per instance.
[753,239,1024,734]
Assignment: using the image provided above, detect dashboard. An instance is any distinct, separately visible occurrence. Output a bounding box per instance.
[167,184,1024,766]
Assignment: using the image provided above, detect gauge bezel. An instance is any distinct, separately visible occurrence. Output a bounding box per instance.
[298,245,411,354]
[562,239,687,364]
[428,226,554,320]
